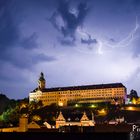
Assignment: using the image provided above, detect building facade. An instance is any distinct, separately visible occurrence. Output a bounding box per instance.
[56,111,95,128]
[29,73,127,106]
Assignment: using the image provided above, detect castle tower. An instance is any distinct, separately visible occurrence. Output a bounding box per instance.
[38,72,46,90]
[19,116,28,132]
[56,111,66,128]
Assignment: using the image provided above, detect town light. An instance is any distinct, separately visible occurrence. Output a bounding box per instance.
[98,109,107,115]
[132,99,137,105]
[127,106,134,111]
[58,102,63,106]
[91,104,96,108]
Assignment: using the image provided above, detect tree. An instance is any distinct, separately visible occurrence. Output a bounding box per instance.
[32,115,41,121]
[0,94,10,114]
[129,89,138,101]
[131,97,137,105]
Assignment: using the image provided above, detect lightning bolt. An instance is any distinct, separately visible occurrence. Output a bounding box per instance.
[117,15,139,47]
[77,27,91,38]
[104,15,140,49]
[77,27,104,54]
[96,41,103,54]
[75,15,140,55]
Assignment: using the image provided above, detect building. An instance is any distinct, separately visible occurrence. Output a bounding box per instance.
[0,116,39,132]
[29,73,127,106]
[0,115,57,132]
[56,111,95,128]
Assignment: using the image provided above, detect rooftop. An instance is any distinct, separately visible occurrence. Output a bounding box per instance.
[31,83,125,93]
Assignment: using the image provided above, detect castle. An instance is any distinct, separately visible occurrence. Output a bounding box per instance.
[29,72,126,106]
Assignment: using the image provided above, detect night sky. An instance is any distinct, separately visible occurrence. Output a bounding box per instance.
[1,0,140,99]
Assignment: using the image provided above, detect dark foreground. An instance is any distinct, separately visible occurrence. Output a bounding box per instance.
[0,133,131,140]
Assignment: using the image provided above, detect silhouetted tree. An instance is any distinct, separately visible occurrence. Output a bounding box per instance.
[0,94,10,114]
[130,89,138,101]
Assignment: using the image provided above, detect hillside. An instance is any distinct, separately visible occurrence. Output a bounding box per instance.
[0,94,10,115]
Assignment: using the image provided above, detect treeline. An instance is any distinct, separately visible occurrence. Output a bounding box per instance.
[0,93,29,127]
[0,93,28,115]
[0,93,59,127]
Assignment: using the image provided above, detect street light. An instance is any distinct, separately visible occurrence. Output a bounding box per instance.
[91,104,96,108]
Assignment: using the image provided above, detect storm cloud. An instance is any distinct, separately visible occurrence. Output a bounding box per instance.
[0,0,56,69]
[81,35,97,45]
[0,0,19,51]
[49,0,89,45]
[1,0,140,99]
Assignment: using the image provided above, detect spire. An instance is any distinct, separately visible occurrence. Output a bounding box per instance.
[80,111,89,121]
[38,72,46,90]
[56,111,65,121]
[39,72,45,81]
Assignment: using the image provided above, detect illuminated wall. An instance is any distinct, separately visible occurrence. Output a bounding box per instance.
[29,73,126,106]
[29,83,126,106]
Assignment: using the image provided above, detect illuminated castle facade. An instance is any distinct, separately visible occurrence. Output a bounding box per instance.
[29,73,127,106]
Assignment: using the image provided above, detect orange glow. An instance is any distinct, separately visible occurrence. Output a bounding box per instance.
[128,107,133,110]
[98,109,107,115]
[58,102,63,106]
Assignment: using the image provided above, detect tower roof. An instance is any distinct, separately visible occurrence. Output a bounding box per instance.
[80,112,89,121]
[32,83,125,93]
[56,111,66,121]
[39,72,45,81]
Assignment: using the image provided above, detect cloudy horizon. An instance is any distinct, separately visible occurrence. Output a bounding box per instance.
[0,0,140,99]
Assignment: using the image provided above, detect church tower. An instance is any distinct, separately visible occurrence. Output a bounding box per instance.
[38,72,46,90]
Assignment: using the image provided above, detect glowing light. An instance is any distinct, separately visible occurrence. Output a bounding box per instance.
[97,41,103,55]
[98,109,107,115]
[132,98,137,105]
[127,106,134,110]
[137,98,140,104]
[91,104,96,108]
[129,101,132,104]
[58,102,63,106]
[115,102,118,105]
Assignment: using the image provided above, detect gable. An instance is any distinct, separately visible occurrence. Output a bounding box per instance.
[28,121,41,129]
[80,112,89,121]
[56,112,66,121]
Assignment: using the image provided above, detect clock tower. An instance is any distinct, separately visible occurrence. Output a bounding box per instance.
[38,72,46,90]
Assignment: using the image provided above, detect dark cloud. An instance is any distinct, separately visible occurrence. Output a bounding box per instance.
[0,0,57,69]
[0,62,27,82]
[133,0,140,6]
[0,0,19,51]
[21,33,39,49]
[60,37,75,46]
[49,0,89,45]
[1,0,140,99]
[129,0,140,13]
[109,38,116,42]
[49,11,61,32]
[81,35,97,45]
[123,0,140,13]
[58,37,75,46]
[34,54,56,63]
[0,44,56,69]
